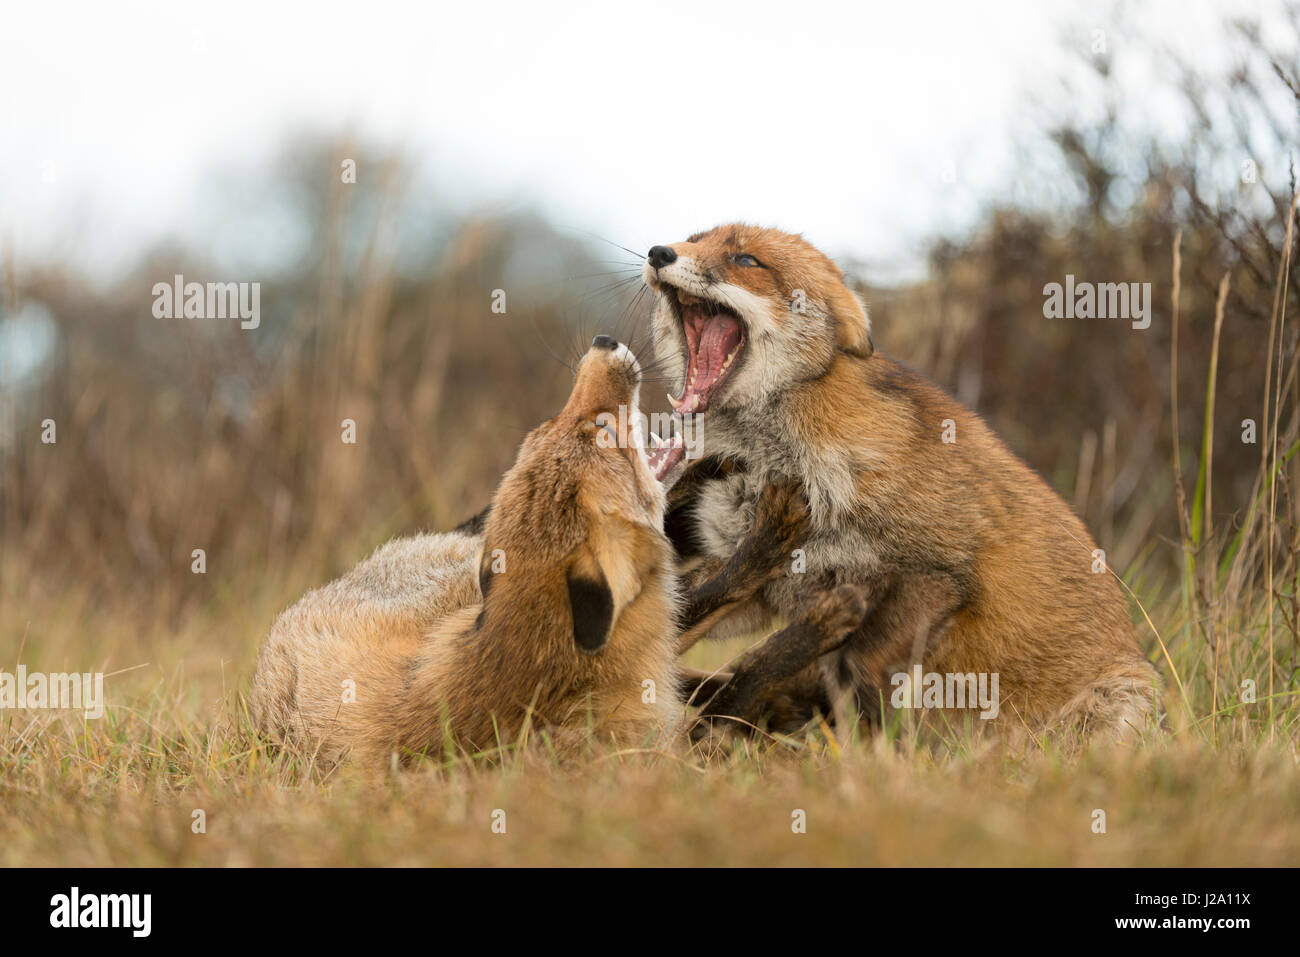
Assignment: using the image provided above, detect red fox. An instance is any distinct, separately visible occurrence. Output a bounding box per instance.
[641,224,1159,744]
[249,337,684,765]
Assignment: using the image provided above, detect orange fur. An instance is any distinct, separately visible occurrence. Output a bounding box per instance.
[646,224,1159,744]
[250,342,683,765]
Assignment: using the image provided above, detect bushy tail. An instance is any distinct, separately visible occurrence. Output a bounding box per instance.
[1049,660,1162,746]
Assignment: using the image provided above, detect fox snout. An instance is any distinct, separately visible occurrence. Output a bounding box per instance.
[646,245,677,269]
[565,335,642,420]
[645,225,877,417]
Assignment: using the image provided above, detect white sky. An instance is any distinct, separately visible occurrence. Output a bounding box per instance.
[0,0,1278,284]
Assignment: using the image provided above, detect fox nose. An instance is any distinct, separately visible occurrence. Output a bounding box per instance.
[647,245,677,269]
[591,335,619,351]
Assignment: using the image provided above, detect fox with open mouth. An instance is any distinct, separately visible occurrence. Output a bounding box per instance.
[250,337,686,765]
[643,223,1159,745]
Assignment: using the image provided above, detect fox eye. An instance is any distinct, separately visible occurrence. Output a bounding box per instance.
[731,253,762,268]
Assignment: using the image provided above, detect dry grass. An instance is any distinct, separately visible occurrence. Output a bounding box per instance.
[4,722,1300,867]
[1,486,1297,867]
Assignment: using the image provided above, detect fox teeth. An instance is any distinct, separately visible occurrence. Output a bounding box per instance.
[649,432,665,448]
[667,393,683,411]
[677,291,702,306]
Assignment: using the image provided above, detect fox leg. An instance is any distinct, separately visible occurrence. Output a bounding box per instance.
[675,666,735,707]
[833,572,968,724]
[692,582,872,735]
[675,475,811,654]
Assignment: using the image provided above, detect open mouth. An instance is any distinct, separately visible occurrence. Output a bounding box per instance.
[645,285,747,480]
[645,428,682,483]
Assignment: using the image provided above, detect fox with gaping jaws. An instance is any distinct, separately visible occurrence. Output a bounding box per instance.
[642,223,1158,743]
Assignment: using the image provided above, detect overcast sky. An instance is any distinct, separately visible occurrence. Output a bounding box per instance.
[0,0,1278,284]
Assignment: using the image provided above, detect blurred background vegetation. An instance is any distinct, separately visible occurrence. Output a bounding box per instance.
[1,7,1297,737]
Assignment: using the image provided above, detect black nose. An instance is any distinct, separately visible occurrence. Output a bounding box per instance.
[647,245,677,269]
[591,335,619,351]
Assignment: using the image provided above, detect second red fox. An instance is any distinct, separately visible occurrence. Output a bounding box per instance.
[644,223,1159,743]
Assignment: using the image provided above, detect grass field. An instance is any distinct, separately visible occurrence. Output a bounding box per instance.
[1,515,1297,867]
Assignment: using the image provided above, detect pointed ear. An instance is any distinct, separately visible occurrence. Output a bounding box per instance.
[567,566,614,654]
[565,513,661,654]
[829,286,873,359]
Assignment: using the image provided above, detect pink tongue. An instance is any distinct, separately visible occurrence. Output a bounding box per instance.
[648,438,686,481]
[695,313,742,386]
[679,307,743,411]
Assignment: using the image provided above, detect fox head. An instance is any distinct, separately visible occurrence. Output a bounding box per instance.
[642,224,872,427]
[475,336,673,659]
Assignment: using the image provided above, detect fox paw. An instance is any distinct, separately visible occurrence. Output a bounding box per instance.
[807,583,871,639]
[747,475,812,572]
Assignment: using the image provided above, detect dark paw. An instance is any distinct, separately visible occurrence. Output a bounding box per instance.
[808,583,871,639]
[693,672,759,728]
[759,675,835,735]
[749,476,812,571]
[688,712,746,749]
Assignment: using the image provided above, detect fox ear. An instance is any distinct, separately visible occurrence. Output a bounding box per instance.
[565,516,656,654]
[830,286,874,359]
[567,567,614,654]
